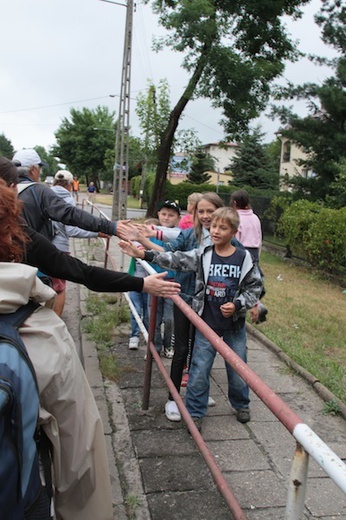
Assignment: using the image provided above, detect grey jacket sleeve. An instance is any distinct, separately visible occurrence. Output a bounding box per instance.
[234,254,263,315]
[39,185,117,235]
[144,248,199,272]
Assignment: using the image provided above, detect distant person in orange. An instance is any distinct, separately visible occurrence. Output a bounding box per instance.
[72,175,79,201]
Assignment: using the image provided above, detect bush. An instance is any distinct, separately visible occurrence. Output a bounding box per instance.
[262,195,293,237]
[164,182,218,209]
[305,207,346,271]
[279,201,346,271]
[278,200,321,246]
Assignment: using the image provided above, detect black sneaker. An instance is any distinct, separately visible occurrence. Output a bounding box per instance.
[236,409,251,424]
[191,417,203,433]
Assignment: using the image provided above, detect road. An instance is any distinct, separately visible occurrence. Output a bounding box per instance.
[80,197,147,220]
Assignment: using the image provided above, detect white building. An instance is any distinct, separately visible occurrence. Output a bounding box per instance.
[277,135,315,189]
[201,142,239,173]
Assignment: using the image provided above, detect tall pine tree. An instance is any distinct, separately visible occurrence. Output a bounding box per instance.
[231,127,279,190]
[187,151,213,184]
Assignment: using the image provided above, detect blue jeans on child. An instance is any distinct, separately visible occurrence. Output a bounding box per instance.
[153,296,174,353]
[130,291,149,338]
[186,325,249,418]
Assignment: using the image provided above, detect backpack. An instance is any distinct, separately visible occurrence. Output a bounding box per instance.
[0,301,52,520]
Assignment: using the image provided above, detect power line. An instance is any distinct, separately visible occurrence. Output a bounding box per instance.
[0,96,113,115]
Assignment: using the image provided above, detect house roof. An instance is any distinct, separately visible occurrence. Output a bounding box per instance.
[202,142,238,148]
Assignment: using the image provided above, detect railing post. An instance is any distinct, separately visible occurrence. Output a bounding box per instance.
[104,237,110,269]
[285,442,309,519]
[142,295,158,410]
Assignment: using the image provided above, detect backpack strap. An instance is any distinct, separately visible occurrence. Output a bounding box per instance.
[16,181,38,195]
[0,300,40,329]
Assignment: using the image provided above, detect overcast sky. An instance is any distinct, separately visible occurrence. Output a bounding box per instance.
[0,0,337,154]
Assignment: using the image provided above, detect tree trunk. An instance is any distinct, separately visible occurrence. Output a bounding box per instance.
[146,46,211,217]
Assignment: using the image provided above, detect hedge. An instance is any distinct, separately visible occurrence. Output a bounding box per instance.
[279,201,346,272]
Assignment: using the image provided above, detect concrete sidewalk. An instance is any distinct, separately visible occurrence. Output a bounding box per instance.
[63,236,346,520]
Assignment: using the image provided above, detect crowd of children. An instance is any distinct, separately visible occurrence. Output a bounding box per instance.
[122,191,265,430]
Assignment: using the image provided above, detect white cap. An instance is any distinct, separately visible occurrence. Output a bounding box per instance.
[12,149,47,167]
[54,170,73,182]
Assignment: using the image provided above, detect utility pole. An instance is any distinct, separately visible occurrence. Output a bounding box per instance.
[111,0,134,220]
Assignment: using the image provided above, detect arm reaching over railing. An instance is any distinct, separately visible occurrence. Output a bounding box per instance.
[142,272,180,297]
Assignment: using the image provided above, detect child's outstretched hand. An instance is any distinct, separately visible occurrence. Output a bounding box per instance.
[118,240,144,259]
[133,223,156,238]
[220,302,236,318]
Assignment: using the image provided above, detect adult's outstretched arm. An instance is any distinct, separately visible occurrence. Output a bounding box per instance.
[24,227,180,296]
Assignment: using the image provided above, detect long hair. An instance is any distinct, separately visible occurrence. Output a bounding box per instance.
[193,192,224,243]
[0,179,29,262]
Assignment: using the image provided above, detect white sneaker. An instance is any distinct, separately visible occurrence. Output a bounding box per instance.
[164,347,174,359]
[208,396,216,407]
[165,400,181,422]
[129,337,139,350]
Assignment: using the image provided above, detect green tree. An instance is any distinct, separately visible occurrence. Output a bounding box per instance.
[187,150,213,184]
[231,127,280,189]
[0,133,15,159]
[53,106,115,188]
[145,0,309,215]
[272,0,346,202]
[135,79,171,170]
[273,58,346,200]
[327,158,346,208]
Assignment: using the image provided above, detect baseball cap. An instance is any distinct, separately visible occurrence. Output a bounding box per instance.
[54,170,73,182]
[12,149,47,168]
[157,199,181,215]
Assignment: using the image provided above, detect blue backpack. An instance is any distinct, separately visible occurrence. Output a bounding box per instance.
[0,301,51,519]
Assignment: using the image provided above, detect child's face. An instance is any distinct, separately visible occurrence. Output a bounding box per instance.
[157,208,180,227]
[210,218,236,246]
[196,199,218,230]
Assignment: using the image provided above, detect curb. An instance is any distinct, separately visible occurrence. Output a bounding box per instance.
[79,288,151,519]
[246,322,346,421]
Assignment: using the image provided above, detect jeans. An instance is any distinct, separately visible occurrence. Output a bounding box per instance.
[151,296,174,353]
[186,325,249,418]
[129,291,149,338]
